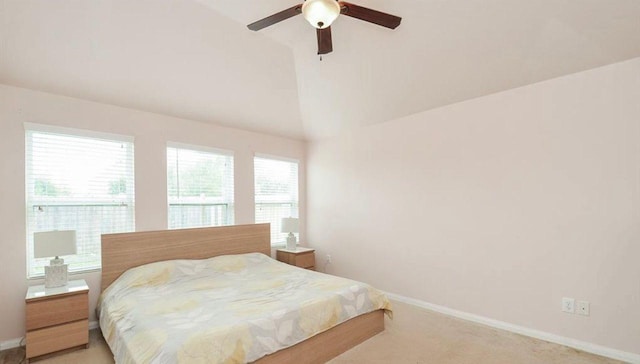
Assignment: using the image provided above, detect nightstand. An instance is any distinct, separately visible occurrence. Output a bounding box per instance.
[276,247,316,270]
[25,279,89,362]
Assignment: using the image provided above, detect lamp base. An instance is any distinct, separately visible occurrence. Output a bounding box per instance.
[45,259,68,288]
[286,233,297,251]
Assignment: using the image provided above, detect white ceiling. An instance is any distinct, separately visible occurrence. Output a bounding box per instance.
[2,0,640,140]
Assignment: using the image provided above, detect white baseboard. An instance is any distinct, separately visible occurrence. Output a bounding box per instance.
[0,337,23,352]
[0,320,99,352]
[385,292,640,364]
[89,320,99,330]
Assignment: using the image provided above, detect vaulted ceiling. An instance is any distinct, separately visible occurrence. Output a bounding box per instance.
[2,0,640,140]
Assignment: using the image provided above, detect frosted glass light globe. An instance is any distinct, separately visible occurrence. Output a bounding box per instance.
[301,0,341,29]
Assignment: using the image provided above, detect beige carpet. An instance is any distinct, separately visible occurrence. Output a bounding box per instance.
[0,300,623,364]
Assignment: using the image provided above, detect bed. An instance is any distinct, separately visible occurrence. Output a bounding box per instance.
[98,223,391,363]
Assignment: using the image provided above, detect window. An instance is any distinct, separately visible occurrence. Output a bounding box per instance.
[254,155,299,245]
[167,144,234,229]
[25,125,135,278]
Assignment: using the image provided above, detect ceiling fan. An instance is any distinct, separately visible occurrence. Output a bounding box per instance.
[247,0,401,55]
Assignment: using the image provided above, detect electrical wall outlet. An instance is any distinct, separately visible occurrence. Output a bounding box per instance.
[577,300,590,316]
[325,254,332,264]
[562,297,575,313]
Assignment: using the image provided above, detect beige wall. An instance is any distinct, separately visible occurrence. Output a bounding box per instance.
[0,85,306,343]
[2,56,639,356]
[307,58,640,354]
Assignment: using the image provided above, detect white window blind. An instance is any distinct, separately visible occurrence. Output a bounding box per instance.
[25,126,135,278]
[254,155,299,245]
[167,144,234,229]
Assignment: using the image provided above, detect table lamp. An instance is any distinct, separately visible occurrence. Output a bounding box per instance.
[281,217,299,250]
[34,230,77,288]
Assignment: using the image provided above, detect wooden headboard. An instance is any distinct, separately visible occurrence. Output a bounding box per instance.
[100,223,271,292]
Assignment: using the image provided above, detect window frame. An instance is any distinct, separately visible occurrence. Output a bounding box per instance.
[254,153,300,246]
[166,142,235,229]
[24,123,135,278]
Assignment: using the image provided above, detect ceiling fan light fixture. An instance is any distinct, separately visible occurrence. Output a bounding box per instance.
[301,0,341,29]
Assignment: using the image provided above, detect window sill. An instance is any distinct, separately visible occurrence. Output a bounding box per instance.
[28,267,101,280]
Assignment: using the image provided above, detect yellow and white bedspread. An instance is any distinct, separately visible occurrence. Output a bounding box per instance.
[98,252,392,364]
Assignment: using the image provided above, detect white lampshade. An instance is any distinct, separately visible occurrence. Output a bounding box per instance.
[281,218,299,233]
[34,230,77,258]
[301,0,341,29]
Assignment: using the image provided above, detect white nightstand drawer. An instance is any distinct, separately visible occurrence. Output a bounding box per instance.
[26,319,89,359]
[296,253,315,269]
[26,292,88,330]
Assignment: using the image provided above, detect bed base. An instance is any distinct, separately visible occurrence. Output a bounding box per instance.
[256,309,384,363]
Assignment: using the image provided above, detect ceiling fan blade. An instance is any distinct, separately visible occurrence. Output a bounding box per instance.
[247,4,302,31]
[317,26,333,55]
[339,2,401,29]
